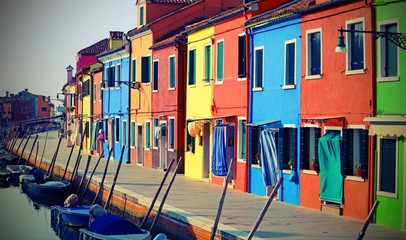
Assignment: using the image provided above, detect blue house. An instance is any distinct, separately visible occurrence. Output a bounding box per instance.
[97,44,130,162]
[246,1,304,205]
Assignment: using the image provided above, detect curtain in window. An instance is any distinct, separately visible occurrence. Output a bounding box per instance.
[319,131,343,204]
[259,129,279,187]
[212,125,228,176]
[90,122,98,151]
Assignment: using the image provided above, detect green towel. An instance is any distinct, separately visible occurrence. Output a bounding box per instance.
[319,132,343,204]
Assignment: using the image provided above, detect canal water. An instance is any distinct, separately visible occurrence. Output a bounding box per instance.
[0,183,80,240]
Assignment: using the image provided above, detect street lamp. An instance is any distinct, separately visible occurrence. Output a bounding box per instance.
[335,26,406,52]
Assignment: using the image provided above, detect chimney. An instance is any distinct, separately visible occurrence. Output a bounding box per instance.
[5,91,9,97]
[109,31,124,49]
[25,88,28,92]
[66,65,74,83]
[48,96,51,102]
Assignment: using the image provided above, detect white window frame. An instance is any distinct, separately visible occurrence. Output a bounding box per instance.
[115,117,120,143]
[376,136,398,198]
[215,39,224,85]
[305,28,322,79]
[153,118,159,149]
[153,59,159,92]
[237,33,247,81]
[253,46,264,91]
[93,83,97,103]
[145,120,151,150]
[345,17,366,75]
[122,120,127,146]
[168,55,176,90]
[377,19,400,82]
[203,44,211,85]
[283,39,296,89]
[187,48,196,87]
[168,117,175,151]
[237,117,246,162]
[323,126,342,136]
[116,63,121,88]
[130,121,136,148]
[131,58,137,83]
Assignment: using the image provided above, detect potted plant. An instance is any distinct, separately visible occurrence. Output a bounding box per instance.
[310,157,316,171]
[287,159,292,170]
[355,163,362,177]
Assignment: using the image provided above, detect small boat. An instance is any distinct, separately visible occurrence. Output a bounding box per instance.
[5,165,31,183]
[26,180,71,198]
[79,214,153,240]
[51,205,92,228]
[0,170,11,187]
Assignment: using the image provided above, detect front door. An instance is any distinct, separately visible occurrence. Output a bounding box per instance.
[202,123,210,179]
[225,125,235,180]
[159,125,167,169]
[137,125,143,165]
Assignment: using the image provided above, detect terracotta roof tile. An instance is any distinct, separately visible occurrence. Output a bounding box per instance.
[78,38,109,55]
[150,34,186,50]
[151,0,199,4]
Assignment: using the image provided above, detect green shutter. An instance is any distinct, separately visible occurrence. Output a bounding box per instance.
[131,59,136,82]
[217,41,224,81]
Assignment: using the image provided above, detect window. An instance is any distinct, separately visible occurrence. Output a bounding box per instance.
[216,40,224,83]
[306,30,321,77]
[278,127,297,170]
[106,66,115,87]
[168,55,176,89]
[99,82,103,101]
[238,118,246,160]
[379,21,398,80]
[168,118,175,150]
[204,45,211,83]
[377,138,397,197]
[254,47,264,89]
[41,107,47,112]
[188,49,196,86]
[105,119,108,141]
[300,127,321,170]
[341,129,368,177]
[141,56,151,83]
[131,59,136,83]
[284,40,296,87]
[130,122,136,147]
[347,19,365,71]
[82,80,90,96]
[93,83,97,102]
[145,121,151,149]
[139,6,144,26]
[115,118,120,142]
[116,64,121,87]
[122,120,127,146]
[153,118,159,147]
[238,34,246,78]
[153,60,159,91]
[186,120,195,153]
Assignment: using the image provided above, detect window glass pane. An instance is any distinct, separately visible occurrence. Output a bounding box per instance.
[254,48,263,88]
[383,24,398,77]
[309,32,321,75]
[188,50,195,85]
[238,119,246,160]
[238,35,246,77]
[153,61,159,91]
[131,59,136,83]
[169,56,175,88]
[380,139,396,193]
[204,45,211,82]
[141,56,151,83]
[131,122,136,147]
[115,119,120,142]
[169,119,175,149]
[122,121,127,146]
[349,22,364,70]
[285,42,295,85]
[140,6,144,25]
[146,122,151,148]
[216,41,224,82]
[154,119,159,147]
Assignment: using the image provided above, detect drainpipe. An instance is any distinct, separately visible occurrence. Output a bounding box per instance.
[244,25,253,193]
[125,33,132,164]
[82,70,93,153]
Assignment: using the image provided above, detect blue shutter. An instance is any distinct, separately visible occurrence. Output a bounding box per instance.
[314,128,321,172]
[360,130,368,179]
[291,128,297,171]
[341,129,349,176]
[278,128,284,169]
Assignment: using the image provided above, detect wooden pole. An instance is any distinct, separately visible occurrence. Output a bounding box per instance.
[357,200,380,240]
[14,132,27,157]
[92,147,114,205]
[210,159,235,240]
[149,157,184,232]
[104,145,125,211]
[25,135,38,166]
[46,136,63,179]
[69,154,82,192]
[39,128,50,166]
[76,155,92,195]
[247,177,283,240]
[34,141,39,168]
[140,158,175,229]
[61,144,75,181]
[79,150,104,204]
[17,134,32,165]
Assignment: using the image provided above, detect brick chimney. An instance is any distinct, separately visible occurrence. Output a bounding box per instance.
[66,65,74,83]
[109,31,124,49]
[25,88,28,92]
[5,91,9,97]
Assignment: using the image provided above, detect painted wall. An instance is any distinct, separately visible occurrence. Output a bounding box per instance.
[185,26,214,180]
[129,31,153,166]
[250,17,301,205]
[374,0,406,229]
[37,95,50,118]
[82,74,92,152]
[92,69,103,155]
[300,1,373,219]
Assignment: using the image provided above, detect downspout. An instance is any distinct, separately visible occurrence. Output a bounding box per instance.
[97,60,105,156]
[125,33,132,164]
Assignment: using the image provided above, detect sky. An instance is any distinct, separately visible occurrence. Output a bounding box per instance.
[0,0,137,107]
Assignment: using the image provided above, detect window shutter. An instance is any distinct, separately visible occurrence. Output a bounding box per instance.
[142,57,148,83]
[248,127,253,165]
[360,129,368,179]
[278,128,284,169]
[341,129,349,176]
[291,128,297,171]
[300,128,309,170]
[314,128,321,172]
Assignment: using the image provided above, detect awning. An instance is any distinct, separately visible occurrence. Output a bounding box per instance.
[188,115,236,122]
[247,120,281,128]
[364,116,406,137]
[301,116,345,125]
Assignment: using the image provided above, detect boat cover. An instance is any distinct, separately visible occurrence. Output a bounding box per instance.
[87,214,145,235]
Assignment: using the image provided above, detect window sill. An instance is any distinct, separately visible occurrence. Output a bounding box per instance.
[377,76,399,82]
[345,175,364,182]
[237,159,246,163]
[202,82,210,86]
[152,90,159,93]
[168,87,176,91]
[215,80,223,85]
[168,149,175,152]
[345,69,365,75]
[251,164,261,169]
[252,87,263,92]
[303,169,318,175]
[237,77,247,81]
[282,169,292,174]
[305,74,322,80]
[282,85,295,90]
[377,190,397,199]
[188,84,196,88]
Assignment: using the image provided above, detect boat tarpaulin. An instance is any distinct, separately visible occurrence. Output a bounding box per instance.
[259,129,279,187]
[211,125,227,176]
[319,131,343,204]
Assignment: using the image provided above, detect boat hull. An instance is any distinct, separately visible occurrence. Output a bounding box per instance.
[51,205,91,228]
[26,181,70,198]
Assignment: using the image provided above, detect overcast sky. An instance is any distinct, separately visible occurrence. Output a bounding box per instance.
[0,0,136,107]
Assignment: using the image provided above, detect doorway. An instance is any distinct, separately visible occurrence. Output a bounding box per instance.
[159,124,167,169]
[137,125,143,165]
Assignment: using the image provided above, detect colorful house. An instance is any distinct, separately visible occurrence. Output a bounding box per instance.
[299,0,374,219]
[97,32,130,162]
[364,0,406,230]
[91,66,103,156]
[245,0,306,202]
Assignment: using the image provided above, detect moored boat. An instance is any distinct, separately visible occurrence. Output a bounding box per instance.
[51,205,92,228]
[26,180,71,198]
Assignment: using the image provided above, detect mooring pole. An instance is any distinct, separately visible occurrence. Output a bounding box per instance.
[92,147,114,205]
[357,200,380,240]
[79,150,104,204]
[104,145,125,211]
[25,135,38,166]
[210,159,235,240]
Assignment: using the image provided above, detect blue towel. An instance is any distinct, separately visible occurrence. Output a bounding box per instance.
[211,126,228,176]
[259,129,279,187]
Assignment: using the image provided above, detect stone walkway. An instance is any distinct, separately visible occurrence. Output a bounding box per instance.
[9,131,406,240]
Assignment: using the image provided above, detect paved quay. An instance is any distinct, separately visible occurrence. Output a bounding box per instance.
[10,131,406,240]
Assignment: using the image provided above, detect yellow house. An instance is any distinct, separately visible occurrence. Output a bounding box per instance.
[184,26,214,180]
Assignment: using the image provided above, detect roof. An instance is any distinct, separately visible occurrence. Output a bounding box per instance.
[245,0,315,27]
[78,38,109,55]
[150,34,186,50]
[150,0,199,4]
[127,25,151,37]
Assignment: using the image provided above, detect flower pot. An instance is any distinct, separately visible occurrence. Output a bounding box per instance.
[356,169,361,177]
[311,164,316,171]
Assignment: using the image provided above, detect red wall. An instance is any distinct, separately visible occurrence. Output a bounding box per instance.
[37,95,50,118]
